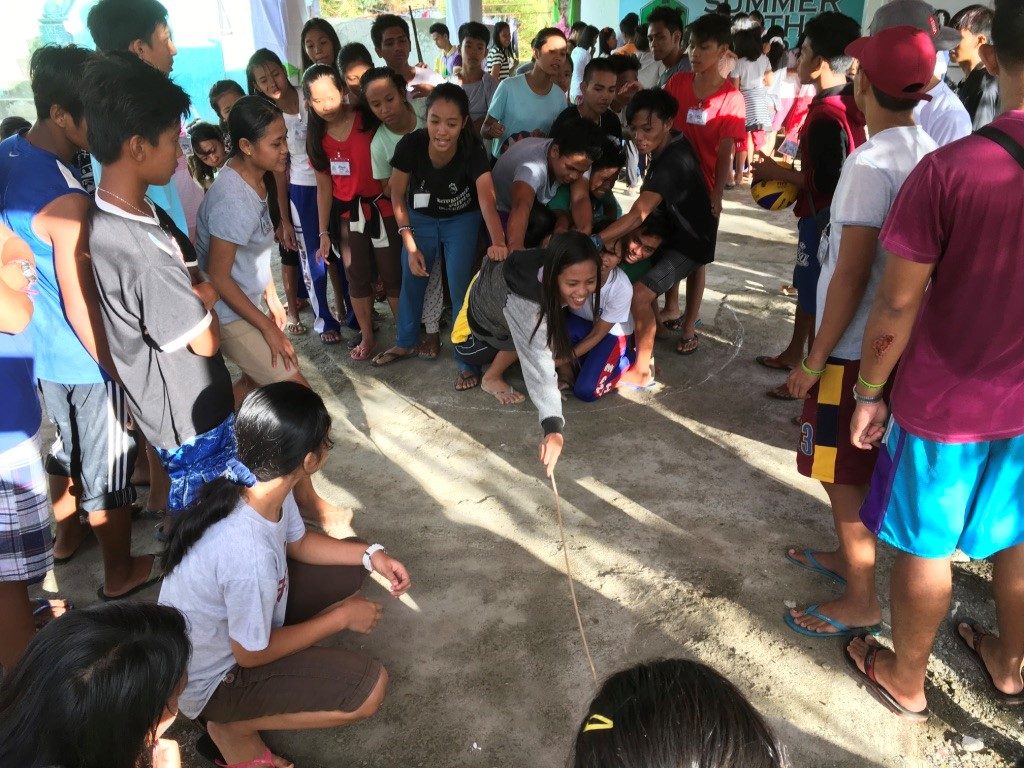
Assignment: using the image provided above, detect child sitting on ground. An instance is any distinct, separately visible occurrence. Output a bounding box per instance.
[159,382,412,768]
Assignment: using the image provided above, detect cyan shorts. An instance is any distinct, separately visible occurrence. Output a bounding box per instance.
[860,419,1024,559]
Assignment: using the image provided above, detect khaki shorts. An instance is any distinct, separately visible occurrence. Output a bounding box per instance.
[219,319,298,386]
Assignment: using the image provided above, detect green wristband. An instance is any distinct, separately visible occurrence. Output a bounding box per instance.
[857,374,886,390]
[800,357,825,377]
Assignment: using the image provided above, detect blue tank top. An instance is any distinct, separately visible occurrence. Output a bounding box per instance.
[0,133,102,384]
[0,330,41,453]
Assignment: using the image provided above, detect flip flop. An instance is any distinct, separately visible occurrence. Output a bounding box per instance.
[661,316,686,331]
[619,378,658,392]
[785,547,847,586]
[371,348,417,367]
[32,597,73,628]
[284,320,308,336]
[766,383,801,400]
[454,371,480,391]
[756,355,795,371]
[676,335,699,355]
[842,636,930,722]
[96,558,162,602]
[954,619,1024,706]
[784,603,882,638]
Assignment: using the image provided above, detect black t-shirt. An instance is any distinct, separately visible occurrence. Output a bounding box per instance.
[390,129,491,218]
[956,64,1000,129]
[641,133,717,265]
[549,106,623,142]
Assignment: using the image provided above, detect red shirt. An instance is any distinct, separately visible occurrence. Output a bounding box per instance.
[321,112,393,218]
[665,72,746,193]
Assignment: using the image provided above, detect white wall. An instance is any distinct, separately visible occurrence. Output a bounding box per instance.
[580,0,620,32]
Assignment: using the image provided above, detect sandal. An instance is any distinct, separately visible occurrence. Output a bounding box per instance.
[417,333,441,360]
[756,355,795,371]
[676,335,699,355]
[954,619,1024,705]
[284,319,307,336]
[350,340,376,362]
[766,383,801,400]
[97,557,163,602]
[371,347,417,367]
[785,547,846,586]
[784,603,882,638]
[842,636,930,722]
[455,371,480,391]
[661,316,686,331]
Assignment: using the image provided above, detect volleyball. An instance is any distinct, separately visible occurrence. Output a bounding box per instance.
[751,179,799,211]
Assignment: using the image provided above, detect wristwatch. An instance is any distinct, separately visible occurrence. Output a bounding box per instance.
[10,259,36,289]
[362,543,386,572]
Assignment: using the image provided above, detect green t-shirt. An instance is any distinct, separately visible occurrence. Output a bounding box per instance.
[370,112,426,181]
[546,187,622,227]
[620,258,654,284]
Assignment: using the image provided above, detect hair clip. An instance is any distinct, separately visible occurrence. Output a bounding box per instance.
[582,714,613,733]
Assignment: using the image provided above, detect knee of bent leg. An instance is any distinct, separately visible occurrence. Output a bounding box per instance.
[351,666,388,720]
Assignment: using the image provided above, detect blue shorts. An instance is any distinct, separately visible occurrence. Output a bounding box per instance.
[154,414,244,514]
[792,216,821,315]
[860,420,1024,559]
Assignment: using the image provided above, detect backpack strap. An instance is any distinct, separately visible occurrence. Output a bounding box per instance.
[976,124,1024,170]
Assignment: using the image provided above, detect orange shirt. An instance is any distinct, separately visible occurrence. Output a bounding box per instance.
[664,71,746,193]
[612,42,638,56]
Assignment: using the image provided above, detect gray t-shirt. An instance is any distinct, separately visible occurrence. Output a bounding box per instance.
[815,126,937,360]
[89,197,234,450]
[492,138,560,212]
[196,166,275,326]
[158,492,306,719]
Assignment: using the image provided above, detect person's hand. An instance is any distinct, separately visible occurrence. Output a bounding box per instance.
[786,366,819,400]
[276,220,298,251]
[262,324,297,371]
[409,83,435,99]
[192,281,219,311]
[267,301,287,330]
[336,594,383,634]
[850,399,889,450]
[408,249,429,277]
[370,551,412,596]
[0,261,31,292]
[620,80,641,101]
[482,120,505,139]
[751,151,782,182]
[152,739,182,768]
[315,232,331,264]
[539,432,564,477]
[710,189,723,218]
[486,244,508,262]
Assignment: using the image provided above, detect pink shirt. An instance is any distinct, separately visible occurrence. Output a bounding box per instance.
[880,110,1024,443]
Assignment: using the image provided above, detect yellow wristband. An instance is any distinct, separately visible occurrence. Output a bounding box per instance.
[800,357,825,377]
[857,374,886,390]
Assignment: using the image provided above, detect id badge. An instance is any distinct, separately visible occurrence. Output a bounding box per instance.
[686,107,708,126]
[413,193,431,209]
[178,134,193,156]
[330,159,351,176]
[779,137,799,157]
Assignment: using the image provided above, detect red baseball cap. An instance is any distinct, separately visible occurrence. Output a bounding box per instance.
[846,25,936,102]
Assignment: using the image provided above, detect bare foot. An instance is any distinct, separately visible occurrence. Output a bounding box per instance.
[789,596,881,634]
[957,622,1024,696]
[53,520,89,562]
[846,636,928,713]
[657,308,681,324]
[618,366,655,388]
[417,332,441,360]
[455,371,479,391]
[102,554,158,598]
[480,376,526,405]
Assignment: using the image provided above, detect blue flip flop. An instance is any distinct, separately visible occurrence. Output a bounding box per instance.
[785,547,847,587]
[784,603,882,638]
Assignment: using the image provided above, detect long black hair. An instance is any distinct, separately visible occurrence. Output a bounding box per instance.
[359,66,410,132]
[598,26,617,56]
[301,63,348,173]
[491,21,514,58]
[534,232,600,362]
[0,602,190,768]
[338,41,373,76]
[425,82,483,154]
[188,121,225,188]
[163,382,332,574]
[300,17,342,71]
[572,659,787,768]
[245,47,290,98]
[578,25,600,54]
[226,95,282,160]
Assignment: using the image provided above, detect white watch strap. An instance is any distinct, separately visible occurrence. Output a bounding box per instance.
[362,543,386,572]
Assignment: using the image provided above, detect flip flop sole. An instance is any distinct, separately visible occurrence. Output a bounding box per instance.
[784,548,847,587]
[842,638,930,722]
[784,610,881,638]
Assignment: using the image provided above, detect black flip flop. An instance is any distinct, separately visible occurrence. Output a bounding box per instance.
[842,635,930,722]
[676,335,699,356]
[954,619,1024,706]
[96,559,162,602]
[755,354,795,371]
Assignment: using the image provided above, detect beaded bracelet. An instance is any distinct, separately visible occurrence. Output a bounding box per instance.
[851,385,884,404]
[800,357,825,377]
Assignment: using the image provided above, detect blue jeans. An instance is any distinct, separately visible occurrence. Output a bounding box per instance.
[398,209,482,369]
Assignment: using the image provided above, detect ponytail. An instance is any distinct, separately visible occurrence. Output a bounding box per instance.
[162,477,243,574]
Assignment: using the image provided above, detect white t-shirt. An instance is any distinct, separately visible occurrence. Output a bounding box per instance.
[408,67,446,122]
[731,55,770,91]
[158,492,307,719]
[914,79,972,148]
[283,90,316,187]
[571,266,634,336]
[569,46,591,103]
[815,125,937,360]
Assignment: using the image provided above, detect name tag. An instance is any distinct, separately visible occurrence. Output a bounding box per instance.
[178,134,193,156]
[330,159,351,176]
[779,137,799,157]
[686,108,709,126]
[413,193,431,209]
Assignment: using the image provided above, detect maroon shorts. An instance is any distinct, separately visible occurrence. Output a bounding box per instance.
[797,358,879,486]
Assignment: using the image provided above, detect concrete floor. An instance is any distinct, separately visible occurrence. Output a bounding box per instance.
[37,185,1023,767]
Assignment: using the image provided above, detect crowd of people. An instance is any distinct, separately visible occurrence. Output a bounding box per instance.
[1,0,1023,764]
